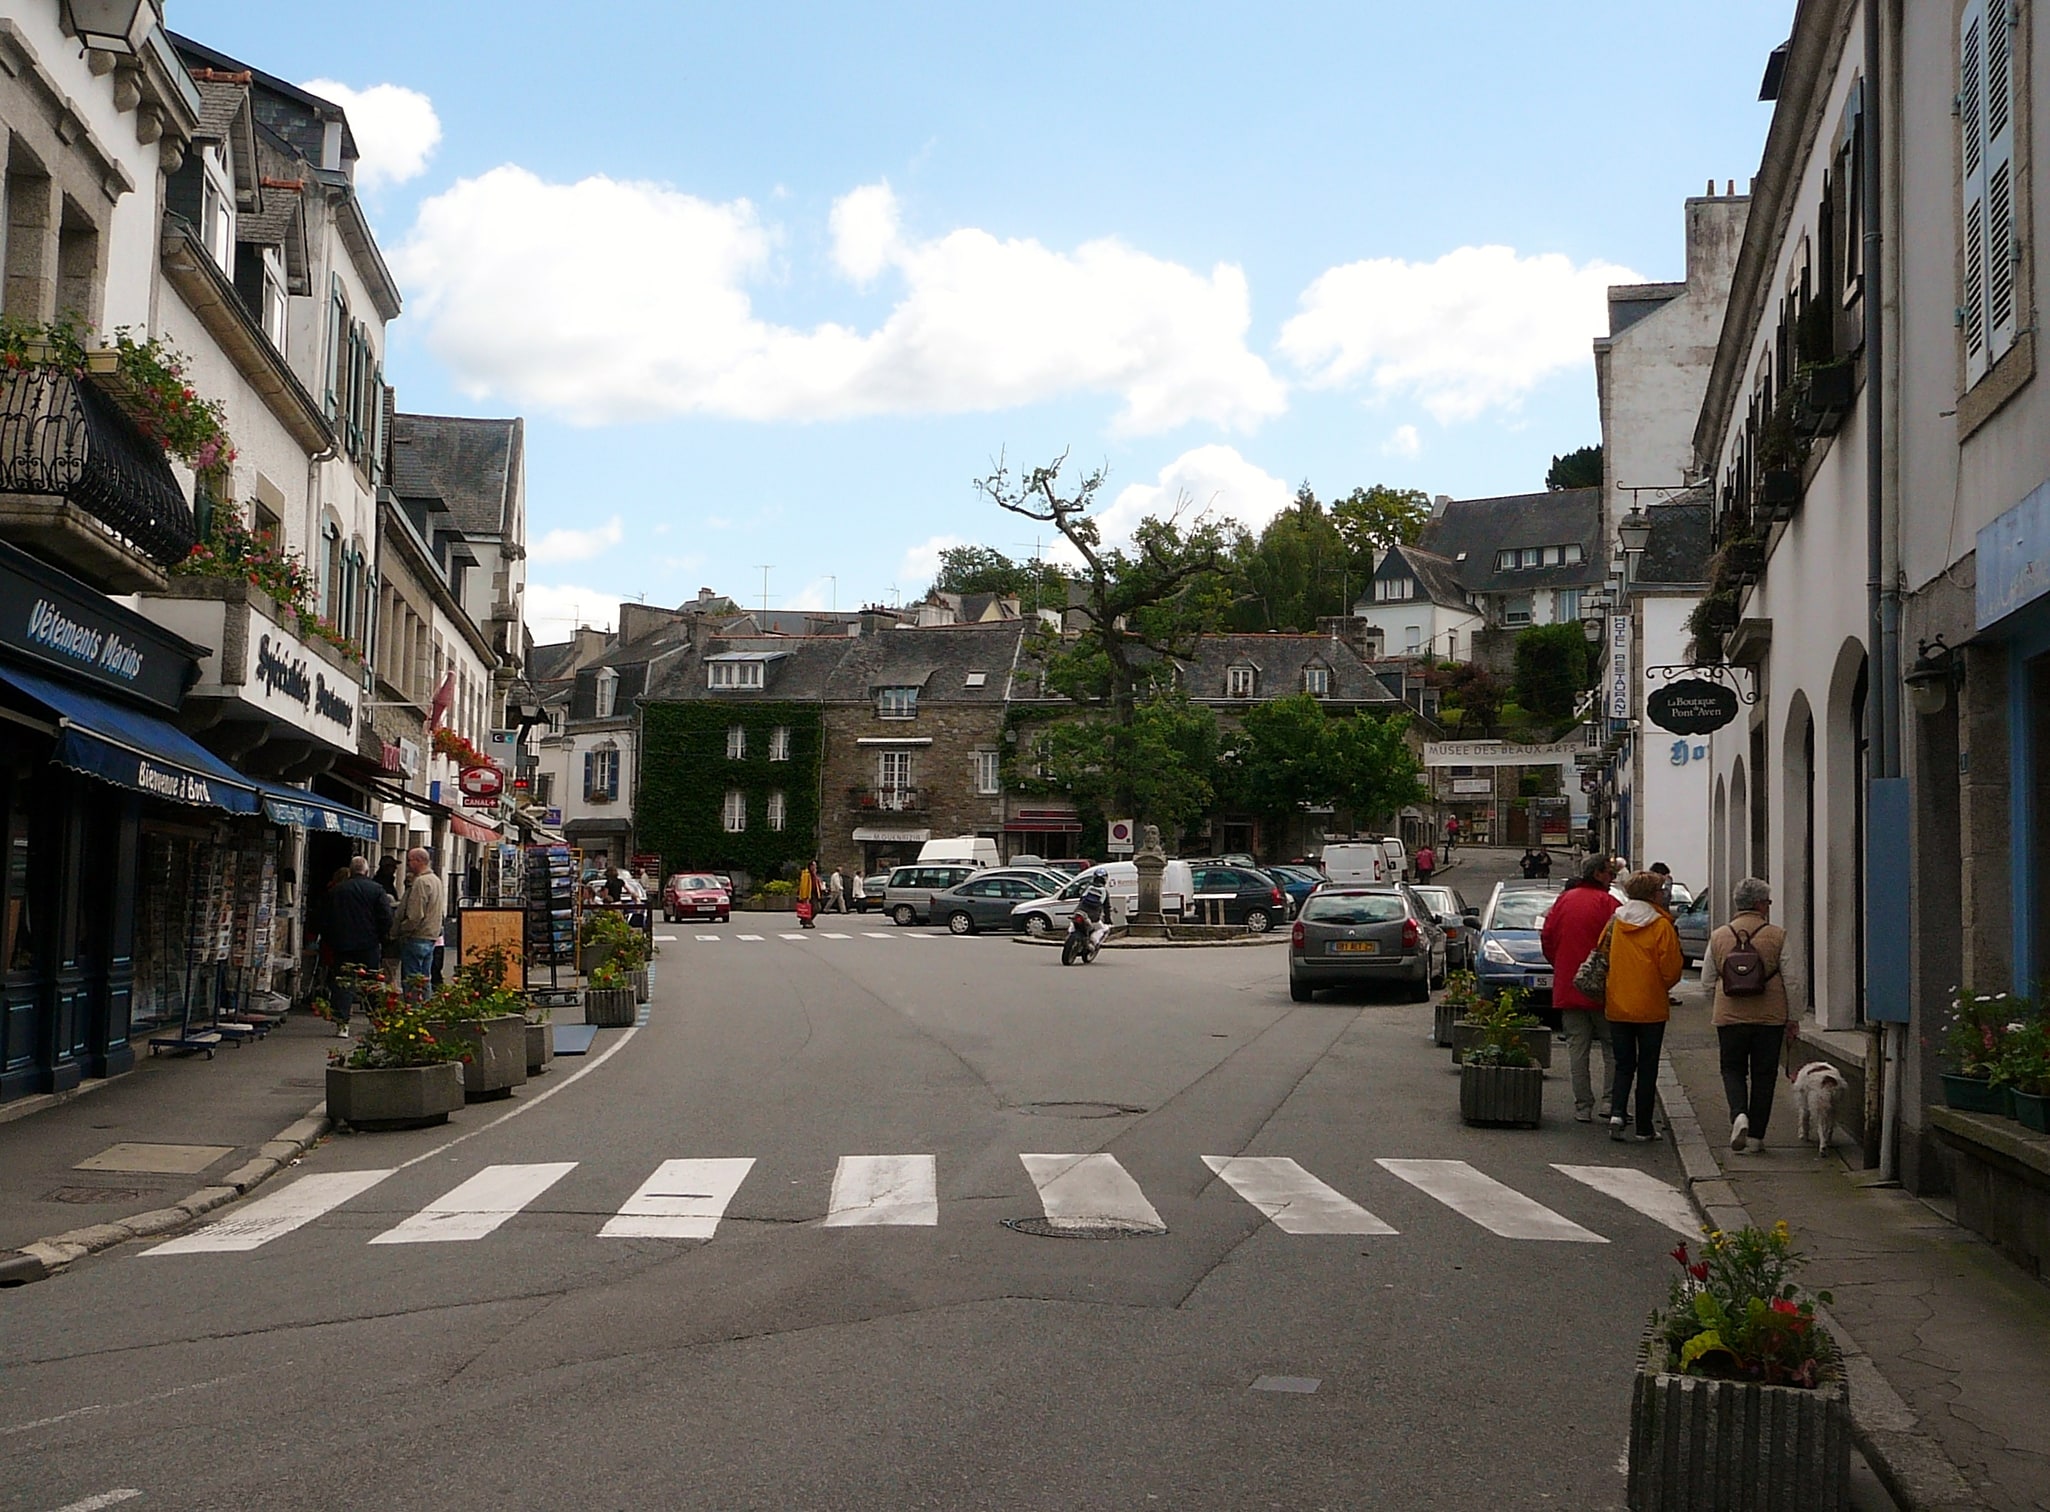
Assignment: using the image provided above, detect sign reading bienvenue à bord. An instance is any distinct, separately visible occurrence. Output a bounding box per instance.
[248,624,358,745]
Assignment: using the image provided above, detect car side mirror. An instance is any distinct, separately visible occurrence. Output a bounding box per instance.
[1462,913,1481,928]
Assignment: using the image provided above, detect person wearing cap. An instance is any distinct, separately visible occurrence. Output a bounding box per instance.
[1706,876,1789,1154]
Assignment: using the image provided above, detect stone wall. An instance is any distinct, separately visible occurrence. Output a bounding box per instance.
[820,700,1007,875]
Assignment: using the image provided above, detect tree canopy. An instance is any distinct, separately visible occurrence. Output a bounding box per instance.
[1546,445,1603,491]
[1513,622,1594,721]
[1217,693,1426,832]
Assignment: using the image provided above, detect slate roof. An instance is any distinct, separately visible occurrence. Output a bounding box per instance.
[1379,546,1479,613]
[192,79,246,143]
[1634,496,1714,589]
[527,641,581,683]
[1175,633,1405,707]
[390,414,522,537]
[719,609,861,637]
[1413,487,1606,595]
[642,623,1026,705]
[170,35,360,170]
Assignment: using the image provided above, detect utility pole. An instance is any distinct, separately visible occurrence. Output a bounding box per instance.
[828,576,837,612]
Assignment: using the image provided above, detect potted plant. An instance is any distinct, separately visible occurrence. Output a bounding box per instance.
[1686,588,1738,667]
[1939,989,2016,1116]
[1458,989,1545,1126]
[1453,985,1552,1069]
[1756,387,1806,515]
[1990,1004,2048,1133]
[420,947,529,1103]
[325,970,467,1130]
[1436,969,1479,1048]
[578,907,642,974]
[1629,1222,1850,1508]
[583,957,637,1028]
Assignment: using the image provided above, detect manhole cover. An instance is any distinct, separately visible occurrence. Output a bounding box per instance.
[1002,1216,1167,1239]
[1014,1101,1147,1119]
[44,1186,152,1204]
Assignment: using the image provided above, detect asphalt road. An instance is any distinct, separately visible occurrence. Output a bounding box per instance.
[1,852,1693,1511]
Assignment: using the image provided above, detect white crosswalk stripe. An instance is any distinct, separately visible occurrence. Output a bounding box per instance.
[779,932,807,940]
[1020,1153,1164,1232]
[737,933,764,940]
[600,1157,756,1239]
[1203,1155,1396,1235]
[695,934,720,942]
[824,1155,938,1226]
[863,932,896,940]
[146,1169,393,1254]
[822,932,852,939]
[1376,1158,1606,1243]
[369,1163,577,1245]
[1552,1164,1698,1237]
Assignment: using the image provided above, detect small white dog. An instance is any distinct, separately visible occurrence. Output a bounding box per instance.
[1789,1061,1846,1155]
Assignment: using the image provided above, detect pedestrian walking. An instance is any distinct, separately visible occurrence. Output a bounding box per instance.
[1414,843,1436,885]
[1541,853,1621,1119]
[1602,871,1684,1141]
[1519,848,1539,879]
[394,847,443,988]
[1707,876,1789,1153]
[795,860,820,928]
[1533,848,1552,880]
[1444,814,1460,855]
[827,866,848,914]
[325,856,393,1035]
[851,870,867,913]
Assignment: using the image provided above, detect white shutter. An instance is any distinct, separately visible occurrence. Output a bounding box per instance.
[1985,0,2020,362]
[1963,0,1991,383]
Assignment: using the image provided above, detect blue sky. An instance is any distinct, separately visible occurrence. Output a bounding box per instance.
[171,1,1794,638]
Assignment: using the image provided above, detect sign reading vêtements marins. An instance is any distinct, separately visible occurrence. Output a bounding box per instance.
[0,542,193,710]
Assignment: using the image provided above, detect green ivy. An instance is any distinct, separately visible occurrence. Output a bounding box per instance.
[636,702,823,883]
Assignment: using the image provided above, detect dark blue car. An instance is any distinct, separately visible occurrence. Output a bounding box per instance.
[1262,866,1321,919]
[1474,883,1563,1004]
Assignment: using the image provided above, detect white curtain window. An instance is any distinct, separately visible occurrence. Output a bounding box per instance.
[1304,665,1330,695]
[974,751,1000,794]
[769,725,791,761]
[708,661,763,689]
[1227,666,1255,698]
[877,687,918,718]
[595,667,619,719]
[878,750,913,803]
[1404,626,1423,653]
[583,745,620,802]
[766,790,786,830]
[722,790,746,832]
[726,725,746,760]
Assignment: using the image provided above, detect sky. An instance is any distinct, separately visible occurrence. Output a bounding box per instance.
[170,2,1795,640]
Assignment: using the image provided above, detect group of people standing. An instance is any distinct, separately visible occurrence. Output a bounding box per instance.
[1541,856,1789,1150]
[308,849,447,1036]
[793,862,859,926]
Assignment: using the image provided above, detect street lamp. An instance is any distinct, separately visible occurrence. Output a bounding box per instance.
[1904,637,1958,717]
[1618,506,1654,556]
[65,0,152,55]
[1579,588,1611,643]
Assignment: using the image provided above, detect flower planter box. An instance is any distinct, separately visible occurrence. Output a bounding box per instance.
[433,1013,527,1101]
[1626,1323,1850,1511]
[525,1020,553,1075]
[1759,468,1802,510]
[584,987,637,1028]
[1433,999,1472,1048]
[632,967,650,1004]
[577,942,614,975]
[1451,1020,1552,1069]
[325,1062,464,1131]
[2013,1090,2050,1135]
[738,895,795,912]
[1459,1063,1544,1127]
[1941,1072,2010,1116]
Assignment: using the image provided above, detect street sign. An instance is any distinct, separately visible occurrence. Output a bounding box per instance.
[486,729,519,760]
[458,765,505,808]
[1647,679,1741,735]
[1106,818,1135,855]
[1607,614,1632,721]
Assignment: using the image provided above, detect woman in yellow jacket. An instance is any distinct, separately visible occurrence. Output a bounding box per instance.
[1604,870,1686,1141]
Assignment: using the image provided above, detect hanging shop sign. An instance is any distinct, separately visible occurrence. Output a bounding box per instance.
[1607,614,1632,721]
[1647,679,1741,735]
[458,763,505,809]
[0,540,195,710]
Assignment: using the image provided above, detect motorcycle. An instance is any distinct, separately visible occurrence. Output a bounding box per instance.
[1061,891,1109,966]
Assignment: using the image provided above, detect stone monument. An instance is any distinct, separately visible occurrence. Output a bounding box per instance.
[1132,822,1166,932]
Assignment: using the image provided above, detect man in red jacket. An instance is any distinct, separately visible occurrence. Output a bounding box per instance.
[1542,853,1621,1123]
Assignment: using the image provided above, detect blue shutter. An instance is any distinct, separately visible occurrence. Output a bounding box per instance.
[606,752,619,801]
[583,750,595,800]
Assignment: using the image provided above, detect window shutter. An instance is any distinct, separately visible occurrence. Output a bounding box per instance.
[606,753,619,801]
[583,750,594,799]
[1985,0,2019,361]
[1962,0,1993,382]
[325,275,344,419]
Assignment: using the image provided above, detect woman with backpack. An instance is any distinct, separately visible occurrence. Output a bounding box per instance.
[1706,876,1788,1153]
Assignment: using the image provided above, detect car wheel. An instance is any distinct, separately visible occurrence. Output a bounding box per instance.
[947,911,975,935]
[1022,913,1052,937]
[892,905,917,927]
[1245,907,1272,934]
[1289,976,1313,1002]
[1408,966,1433,1003]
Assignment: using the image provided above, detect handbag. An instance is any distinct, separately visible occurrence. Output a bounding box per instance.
[1572,918,1616,1000]
[794,898,814,922]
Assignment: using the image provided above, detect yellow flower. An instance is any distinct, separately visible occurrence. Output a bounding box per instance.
[1772,1220,1791,1243]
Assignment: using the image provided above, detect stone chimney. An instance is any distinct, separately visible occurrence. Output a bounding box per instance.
[1431,494,1453,518]
[1318,615,1379,662]
[571,625,612,670]
[617,602,689,647]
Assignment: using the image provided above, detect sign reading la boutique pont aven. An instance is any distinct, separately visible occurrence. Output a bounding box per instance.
[1646,678,1742,735]
[0,540,195,711]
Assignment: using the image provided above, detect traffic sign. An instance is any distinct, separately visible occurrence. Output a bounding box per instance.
[1106,818,1135,855]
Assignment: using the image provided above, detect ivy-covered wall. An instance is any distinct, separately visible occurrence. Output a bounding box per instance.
[636,702,823,885]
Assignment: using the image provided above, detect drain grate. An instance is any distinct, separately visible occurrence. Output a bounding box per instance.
[44,1185,153,1204]
[1002,1216,1166,1240]
[1014,1101,1147,1119]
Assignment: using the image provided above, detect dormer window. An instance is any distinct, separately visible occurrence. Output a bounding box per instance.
[1226,665,1256,698]
[878,686,919,719]
[594,666,619,719]
[200,145,235,273]
[708,660,764,690]
[1376,576,1415,602]
[1303,664,1331,697]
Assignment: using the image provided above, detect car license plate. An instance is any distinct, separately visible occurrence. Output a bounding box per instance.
[1528,973,1552,989]
[1328,941,1377,954]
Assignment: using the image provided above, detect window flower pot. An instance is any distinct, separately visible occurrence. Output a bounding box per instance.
[2010,1090,2049,1134]
[1759,468,1802,510]
[325,1062,464,1131]
[1940,1072,2010,1116]
[1626,1322,1851,1511]
[584,986,636,1028]
[1459,1062,1544,1127]
[434,1013,528,1101]
[1452,1020,1553,1068]
[526,1020,553,1076]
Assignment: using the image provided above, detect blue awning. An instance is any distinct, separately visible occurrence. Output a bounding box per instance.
[251,780,378,841]
[0,664,260,813]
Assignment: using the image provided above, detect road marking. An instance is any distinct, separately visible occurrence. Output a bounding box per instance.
[737,933,764,941]
[1376,1159,1606,1243]
[654,934,678,941]
[824,1154,939,1226]
[600,1158,756,1239]
[1552,1164,1698,1237]
[822,932,852,939]
[695,934,720,942]
[146,1169,393,1255]
[863,932,896,940]
[48,1492,143,1512]
[779,933,807,941]
[1202,1155,1396,1235]
[369,1163,577,1245]
[1020,1153,1164,1232]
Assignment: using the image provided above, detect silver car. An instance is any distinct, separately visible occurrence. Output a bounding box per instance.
[881,863,983,925]
[1287,886,1445,1002]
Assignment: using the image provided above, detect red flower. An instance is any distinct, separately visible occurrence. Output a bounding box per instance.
[1669,1244,1689,1266]
[1688,1261,1709,1282]
[1769,1297,1799,1315]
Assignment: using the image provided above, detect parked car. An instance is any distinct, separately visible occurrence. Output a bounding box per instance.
[930,871,1062,934]
[882,862,985,925]
[1377,836,1409,883]
[853,873,893,913]
[1261,866,1320,918]
[663,873,731,923]
[1288,886,1446,1002]
[1473,882,1564,1003]
[1674,894,1711,965]
[1039,858,1094,877]
[1010,860,1195,935]
[1410,884,1478,969]
[1187,864,1289,933]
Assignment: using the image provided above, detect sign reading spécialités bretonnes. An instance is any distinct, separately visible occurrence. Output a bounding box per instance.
[0,540,196,711]
[250,627,357,741]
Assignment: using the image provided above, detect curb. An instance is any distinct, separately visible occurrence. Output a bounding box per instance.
[1013,932,1287,950]
[0,1102,331,1287]
[1656,1055,1988,1511]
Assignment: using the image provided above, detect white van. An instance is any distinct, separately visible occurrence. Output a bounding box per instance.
[1009,860,1194,936]
[1320,841,1389,885]
[1379,837,1408,883]
[917,836,1001,870]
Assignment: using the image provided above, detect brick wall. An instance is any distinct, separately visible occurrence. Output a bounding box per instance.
[820,700,1008,875]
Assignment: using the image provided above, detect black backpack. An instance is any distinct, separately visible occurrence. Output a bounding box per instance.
[1721,927,1770,996]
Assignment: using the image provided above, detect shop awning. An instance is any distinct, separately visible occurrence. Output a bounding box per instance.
[448,811,499,843]
[0,664,260,814]
[249,778,378,840]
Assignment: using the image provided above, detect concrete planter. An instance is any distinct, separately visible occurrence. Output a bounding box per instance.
[433,1013,527,1101]
[1434,999,1474,1047]
[1451,1021,1553,1069]
[1459,1062,1544,1127]
[1627,1323,1850,1511]
[1940,1072,2009,1116]
[525,1020,553,1075]
[326,1061,464,1130]
[633,967,650,1003]
[738,895,796,912]
[577,942,615,976]
[584,987,637,1028]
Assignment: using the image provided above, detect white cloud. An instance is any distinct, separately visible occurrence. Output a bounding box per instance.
[395,170,1285,433]
[529,515,624,564]
[1383,424,1421,459]
[1077,445,1294,557]
[524,583,620,641]
[300,79,441,193]
[900,533,965,586]
[785,577,838,612]
[1278,245,1641,422]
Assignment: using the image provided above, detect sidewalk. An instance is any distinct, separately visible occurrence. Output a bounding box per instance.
[0,1013,337,1280]
[1662,976,2050,1512]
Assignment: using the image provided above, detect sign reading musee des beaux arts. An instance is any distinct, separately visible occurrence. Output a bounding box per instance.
[248,620,358,746]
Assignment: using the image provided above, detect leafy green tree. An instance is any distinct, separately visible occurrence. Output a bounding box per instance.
[1026,691,1220,844]
[1440,661,1506,734]
[1323,710,1427,824]
[929,544,1065,614]
[1546,445,1603,490]
[1217,693,1425,835]
[1227,485,1351,631]
[1513,622,1594,722]
[1330,484,1432,561]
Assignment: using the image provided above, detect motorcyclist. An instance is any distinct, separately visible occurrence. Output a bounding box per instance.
[1074,882,1111,953]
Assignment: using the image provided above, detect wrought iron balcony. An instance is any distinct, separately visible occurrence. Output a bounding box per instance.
[848,784,925,813]
[0,366,200,588]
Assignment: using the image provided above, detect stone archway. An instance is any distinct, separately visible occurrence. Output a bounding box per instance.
[1820,639,1870,1030]
[1781,690,1816,1017]
[1711,774,1728,927]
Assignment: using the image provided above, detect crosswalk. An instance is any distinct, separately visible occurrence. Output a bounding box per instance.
[141,1154,1696,1257]
[656,929,949,945]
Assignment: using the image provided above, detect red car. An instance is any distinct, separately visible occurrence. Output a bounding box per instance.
[663,872,731,923]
